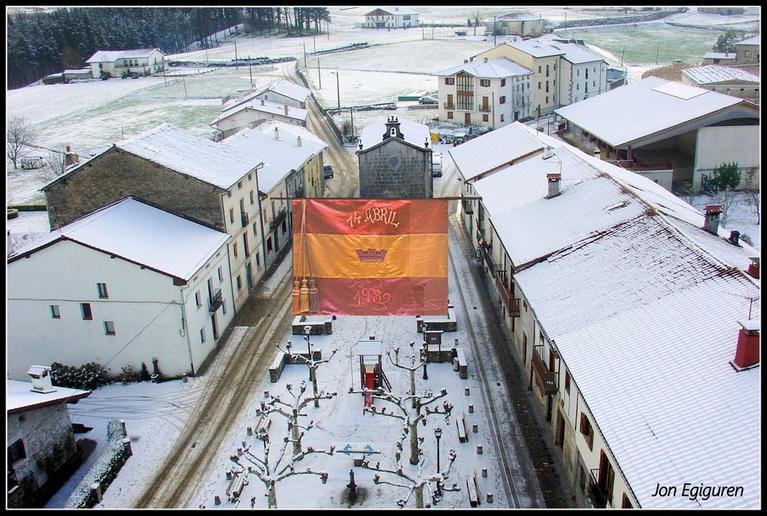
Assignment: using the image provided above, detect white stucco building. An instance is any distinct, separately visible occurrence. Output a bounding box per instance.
[553,43,608,106]
[7,197,235,380]
[211,98,308,139]
[362,7,419,28]
[437,57,532,128]
[85,48,165,78]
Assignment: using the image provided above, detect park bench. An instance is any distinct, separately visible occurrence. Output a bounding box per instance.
[466,471,480,507]
[455,348,468,379]
[269,352,286,383]
[456,413,468,444]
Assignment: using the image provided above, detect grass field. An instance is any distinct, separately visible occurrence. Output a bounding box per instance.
[556,23,724,66]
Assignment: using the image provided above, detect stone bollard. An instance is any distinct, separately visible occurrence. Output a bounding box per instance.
[464,387,470,396]
[487,493,494,504]
[122,437,133,457]
[472,423,478,433]
[226,470,233,480]
[214,495,221,505]
[468,404,474,414]
[182,374,188,383]
[453,358,459,372]
[247,427,253,436]
[477,445,483,455]
[264,390,270,399]
[237,448,243,456]
[481,468,488,478]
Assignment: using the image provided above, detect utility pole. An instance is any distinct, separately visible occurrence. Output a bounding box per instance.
[620,48,625,67]
[248,55,253,84]
[318,58,321,89]
[493,16,497,46]
[303,41,307,67]
[656,43,660,65]
[422,23,424,40]
[234,40,238,69]
[350,107,355,139]
[183,76,188,99]
[313,34,316,53]
[335,72,340,112]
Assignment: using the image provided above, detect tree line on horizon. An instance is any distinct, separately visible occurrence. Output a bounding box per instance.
[7,7,330,89]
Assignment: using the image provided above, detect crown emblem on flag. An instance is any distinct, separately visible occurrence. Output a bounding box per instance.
[356,249,387,262]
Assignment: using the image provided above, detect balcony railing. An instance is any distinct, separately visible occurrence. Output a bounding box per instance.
[495,276,521,317]
[608,159,673,171]
[209,289,223,312]
[462,198,474,214]
[270,206,288,232]
[479,241,495,278]
[241,211,249,227]
[587,469,609,508]
[443,102,455,110]
[478,106,491,113]
[531,350,558,395]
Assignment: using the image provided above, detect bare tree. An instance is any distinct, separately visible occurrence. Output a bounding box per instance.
[7,116,35,169]
[228,381,336,508]
[277,337,337,408]
[719,186,737,228]
[387,342,426,409]
[743,168,760,225]
[45,148,67,179]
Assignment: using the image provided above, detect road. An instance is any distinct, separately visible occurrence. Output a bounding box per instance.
[134,267,294,508]
[280,63,359,198]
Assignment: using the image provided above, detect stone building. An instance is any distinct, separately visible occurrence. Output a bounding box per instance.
[356,117,433,198]
[7,375,90,507]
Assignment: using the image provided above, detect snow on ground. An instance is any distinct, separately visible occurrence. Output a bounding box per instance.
[5,210,50,233]
[44,327,250,508]
[686,192,761,250]
[6,165,53,205]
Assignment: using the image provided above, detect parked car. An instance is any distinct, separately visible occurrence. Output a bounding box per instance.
[432,155,443,177]
[323,164,334,179]
[418,95,438,105]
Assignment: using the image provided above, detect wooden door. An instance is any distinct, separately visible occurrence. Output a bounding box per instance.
[464,112,471,125]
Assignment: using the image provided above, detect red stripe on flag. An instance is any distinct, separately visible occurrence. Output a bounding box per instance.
[307,277,448,316]
[292,199,447,235]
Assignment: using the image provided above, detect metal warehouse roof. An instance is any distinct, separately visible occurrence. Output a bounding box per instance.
[703,51,736,60]
[86,48,162,63]
[554,76,748,147]
[8,197,230,282]
[683,65,760,85]
[436,57,532,78]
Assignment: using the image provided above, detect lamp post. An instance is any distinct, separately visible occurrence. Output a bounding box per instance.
[434,427,442,473]
[422,343,429,380]
[304,325,312,380]
[332,71,341,112]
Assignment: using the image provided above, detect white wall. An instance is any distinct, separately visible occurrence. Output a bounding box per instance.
[7,239,234,379]
[694,125,760,191]
[256,91,306,109]
[215,109,305,138]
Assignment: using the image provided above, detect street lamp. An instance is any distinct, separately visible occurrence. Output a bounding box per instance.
[304,325,312,380]
[422,343,429,380]
[434,427,442,473]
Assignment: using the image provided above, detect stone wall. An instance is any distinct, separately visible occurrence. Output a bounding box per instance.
[358,139,433,198]
[8,403,78,507]
[44,148,225,230]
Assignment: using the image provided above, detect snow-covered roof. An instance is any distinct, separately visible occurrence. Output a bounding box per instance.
[117,124,262,190]
[480,125,761,508]
[436,58,531,78]
[683,65,760,84]
[495,11,541,22]
[737,35,760,46]
[703,51,736,60]
[211,98,308,126]
[63,68,92,74]
[86,48,162,63]
[265,79,311,103]
[549,43,604,64]
[8,197,230,282]
[7,380,91,414]
[358,118,430,152]
[221,127,325,194]
[366,7,418,16]
[554,77,748,147]
[255,121,328,149]
[503,39,565,58]
[448,122,544,182]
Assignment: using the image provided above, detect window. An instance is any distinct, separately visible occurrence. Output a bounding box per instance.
[499,96,506,104]
[444,77,455,85]
[554,62,557,71]
[546,64,549,77]
[104,321,116,335]
[81,303,92,320]
[546,96,549,103]
[256,252,261,267]
[249,190,254,205]
[236,275,242,291]
[480,79,490,87]
[50,305,61,319]
[281,220,287,234]
[233,243,238,258]
[267,237,273,253]
[500,78,506,86]
[248,173,252,181]
[621,494,633,509]
[97,282,108,299]
[500,114,505,122]
[229,208,234,224]
[8,439,26,463]
[238,181,242,189]
[538,66,541,73]
[565,370,570,393]
[195,291,202,307]
[538,82,541,90]
[222,300,227,314]
[576,83,579,90]
[546,81,549,92]
[200,328,206,343]
[482,114,489,122]
[579,413,594,449]
[253,222,259,237]
[447,111,453,119]
[217,267,223,282]
[577,69,580,76]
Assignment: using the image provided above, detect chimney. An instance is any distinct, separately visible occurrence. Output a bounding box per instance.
[261,99,265,105]
[65,145,79,167]
[729,230,741,246]
[546,173,561,198]
[297,135,302,147]
[464,59,469,64]
[747,257,760,279]
[484,57,488,63]
[284,104,289,116]
[274,127,280,141]
[730,320,760,371]
[27,365,55,393]
[704,204,722,235]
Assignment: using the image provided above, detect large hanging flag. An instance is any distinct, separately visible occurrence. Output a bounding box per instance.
[292,199,448,316]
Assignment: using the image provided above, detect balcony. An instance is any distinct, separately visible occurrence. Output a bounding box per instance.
[241,211,249,227]
[587,469,609,508]
[478,106,491,113]
[443,102,455,110]
[270,206,288,232]
[608,159,673,171]
[531,350,558,395]
[461,198,474,214]
[209,289,223,312]
[479,241,495,278]
[495,276,521,317]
